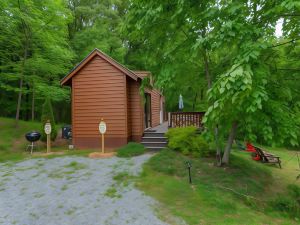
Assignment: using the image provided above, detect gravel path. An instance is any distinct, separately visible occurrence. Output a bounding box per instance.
[0,154,169,225]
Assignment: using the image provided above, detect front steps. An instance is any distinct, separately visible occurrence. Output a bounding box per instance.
[141,131,167,151]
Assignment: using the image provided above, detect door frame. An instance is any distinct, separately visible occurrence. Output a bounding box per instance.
[159,96,163,124]
[144,93,151,129]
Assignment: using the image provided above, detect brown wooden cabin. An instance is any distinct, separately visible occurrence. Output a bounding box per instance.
[60,49,165,150]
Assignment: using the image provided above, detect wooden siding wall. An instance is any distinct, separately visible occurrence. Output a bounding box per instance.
[126,78,131,139]
[72,55,127,149]
[127,78,144,141]
[151,90,161,127]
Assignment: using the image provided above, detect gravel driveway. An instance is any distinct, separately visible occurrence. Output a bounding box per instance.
[0,154,169,225]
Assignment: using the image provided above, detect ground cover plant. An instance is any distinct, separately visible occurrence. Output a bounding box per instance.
[136,149,300,225]
[116,142,145,158]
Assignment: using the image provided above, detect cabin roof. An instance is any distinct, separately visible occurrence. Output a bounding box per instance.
[133,71,151,79]
[61,49,139,86]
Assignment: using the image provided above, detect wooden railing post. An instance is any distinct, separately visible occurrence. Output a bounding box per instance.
[168,112,205,128]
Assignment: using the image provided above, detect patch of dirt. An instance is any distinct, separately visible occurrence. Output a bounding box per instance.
[88,152,115,159]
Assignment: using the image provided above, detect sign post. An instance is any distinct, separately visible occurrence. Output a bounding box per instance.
[44,120,52,153]
[98,118,106,154]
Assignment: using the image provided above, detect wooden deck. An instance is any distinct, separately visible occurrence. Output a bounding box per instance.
[168,112,205,128]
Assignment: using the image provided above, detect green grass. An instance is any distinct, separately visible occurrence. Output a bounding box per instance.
[0,117,41,151]
[116,142,145,158]
[64,161,87,170]
[0,117,94,163]
[105,187,121,198]
[136,149,300,225]
[113,171,134,187]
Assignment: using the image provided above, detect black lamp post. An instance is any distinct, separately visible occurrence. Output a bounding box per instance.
[186,161,192,184]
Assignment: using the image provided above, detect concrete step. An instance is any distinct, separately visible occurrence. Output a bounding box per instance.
[142,136,167,142]
[143,132,165,137]
[141,141,167,148]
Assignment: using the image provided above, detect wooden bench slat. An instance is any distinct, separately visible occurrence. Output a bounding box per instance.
[254,146,282,169]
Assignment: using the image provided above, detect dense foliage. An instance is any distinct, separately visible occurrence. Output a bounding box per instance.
[125,0,300,164]
[166,127,211,157]
[0,0,299,163]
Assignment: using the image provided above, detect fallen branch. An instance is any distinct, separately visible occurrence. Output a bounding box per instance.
[214,184,266,203]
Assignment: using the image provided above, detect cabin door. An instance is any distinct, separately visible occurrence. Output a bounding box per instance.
[144,93,151,128]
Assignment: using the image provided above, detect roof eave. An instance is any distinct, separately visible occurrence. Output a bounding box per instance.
[60,49,138,86]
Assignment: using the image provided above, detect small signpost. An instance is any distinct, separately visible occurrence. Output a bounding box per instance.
[99,118,106,154]
[44,120,52,153]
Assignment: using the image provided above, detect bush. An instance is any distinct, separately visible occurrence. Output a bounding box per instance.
[41,97,57,142]
[116,142,145,157]
[165,126,211,157]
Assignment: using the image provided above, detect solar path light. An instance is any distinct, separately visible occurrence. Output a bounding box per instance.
[186,161,192,184]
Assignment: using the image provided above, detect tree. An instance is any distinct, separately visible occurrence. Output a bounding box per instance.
[0,0,74,125]
[203,0,300,164]
[125,0,300,165]
[67,0,129,62]
[41,97,57,142]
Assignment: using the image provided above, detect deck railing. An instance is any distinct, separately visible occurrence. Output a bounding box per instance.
[168,112,205,128]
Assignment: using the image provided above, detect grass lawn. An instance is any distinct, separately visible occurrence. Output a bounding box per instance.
[136,148,300,225]
[0,117,41,151]
[0,117,94,162]
[116,142,146,157]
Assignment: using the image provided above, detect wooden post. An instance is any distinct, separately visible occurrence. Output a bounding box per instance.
[99,118,106,154]
[102,133,104,154]
[47,134,51,153]
[44,120,52,154]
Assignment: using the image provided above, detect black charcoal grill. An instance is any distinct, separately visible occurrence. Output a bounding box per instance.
[25,131,41,154]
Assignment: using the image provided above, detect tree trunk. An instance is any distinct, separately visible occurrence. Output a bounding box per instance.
[15,45,28,127]
[202,48,222,165]
[31,84,35,121]
[15,77,23,127]
[16,0,29,127]
[203,50,212,88]
[215,126,222,166]
[222,121,238,165]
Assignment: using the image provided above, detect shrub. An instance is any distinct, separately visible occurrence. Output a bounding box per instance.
[116,142,145,157]
[41,97,57,142]
[165,126,211,157]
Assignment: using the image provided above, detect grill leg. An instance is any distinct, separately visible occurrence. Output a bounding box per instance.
[31,142,34,155]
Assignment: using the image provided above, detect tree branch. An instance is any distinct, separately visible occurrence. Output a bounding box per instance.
[269,38,300,48]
